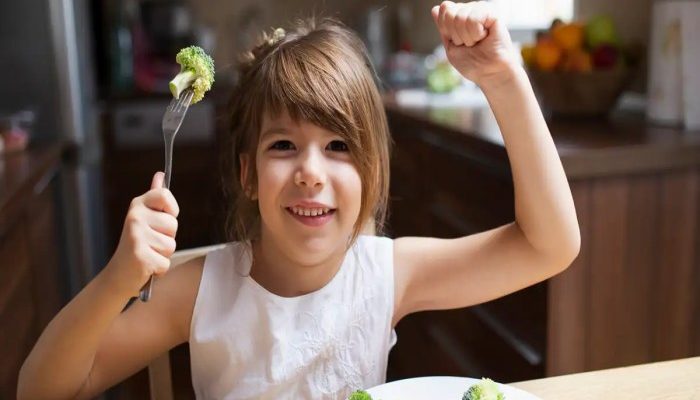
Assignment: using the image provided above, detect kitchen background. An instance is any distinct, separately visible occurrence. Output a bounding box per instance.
[1,0,698,399]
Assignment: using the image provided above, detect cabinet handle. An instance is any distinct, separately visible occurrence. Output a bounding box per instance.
[33,166,59,195]
[427,323,485,376]
[471,305,543,366]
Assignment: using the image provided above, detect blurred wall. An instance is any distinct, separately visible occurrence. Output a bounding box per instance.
[0,0,61,141]
[189,0,656,88]
[186,0,462,74]
[577,0,652,44]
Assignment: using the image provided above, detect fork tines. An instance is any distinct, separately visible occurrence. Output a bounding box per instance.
[169,88,194,112]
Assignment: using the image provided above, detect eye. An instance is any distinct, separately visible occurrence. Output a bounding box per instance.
[327,140,349,152]
[269,140,295,151]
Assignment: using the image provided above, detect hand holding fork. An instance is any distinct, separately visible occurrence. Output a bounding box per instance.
[138,89,194,302]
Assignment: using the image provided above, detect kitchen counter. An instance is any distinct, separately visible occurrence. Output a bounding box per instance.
[384,95,700,179]
[511,357,700,399]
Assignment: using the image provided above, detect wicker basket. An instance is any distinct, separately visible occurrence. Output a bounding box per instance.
[527,67,631,117]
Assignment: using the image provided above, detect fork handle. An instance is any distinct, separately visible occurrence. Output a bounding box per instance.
[139,136,175,302]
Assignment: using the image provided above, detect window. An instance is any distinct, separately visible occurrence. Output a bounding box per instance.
[491,0,575,30]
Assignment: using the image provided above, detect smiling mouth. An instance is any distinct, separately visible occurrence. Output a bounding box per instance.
[286,206,336,217]
[285,206,337,227]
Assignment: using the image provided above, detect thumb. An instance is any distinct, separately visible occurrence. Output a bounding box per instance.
[151,171,164,190]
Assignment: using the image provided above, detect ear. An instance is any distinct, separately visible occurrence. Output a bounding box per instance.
[239,154,257,200]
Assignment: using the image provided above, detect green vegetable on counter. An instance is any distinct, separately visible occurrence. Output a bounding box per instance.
[169,45,215,104]
[427,60,462,93]
[462,378,505,400]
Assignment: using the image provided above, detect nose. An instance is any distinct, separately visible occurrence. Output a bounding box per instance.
[294,147,326,189]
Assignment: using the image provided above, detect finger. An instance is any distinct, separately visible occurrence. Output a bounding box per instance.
[445,3,463,46]
[432,3,451,48]
[143,188,180,217]
[466,8,489,45]
[151,171,164,190]
[145,211,178,237]
[431,5,440,25]
[149,251,172,276]
[479,1,498,30]
[454,5,473,46]
[438,2,452,38]
[147,230,177,259]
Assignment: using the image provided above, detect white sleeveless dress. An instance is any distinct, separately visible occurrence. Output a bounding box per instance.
[189,235,397,399]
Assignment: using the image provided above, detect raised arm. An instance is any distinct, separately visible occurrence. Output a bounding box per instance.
[393,1,580,323]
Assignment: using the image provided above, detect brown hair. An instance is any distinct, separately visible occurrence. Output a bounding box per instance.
[221,17,392,245]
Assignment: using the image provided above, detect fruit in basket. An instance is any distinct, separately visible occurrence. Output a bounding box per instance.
[520,45,536,67]
[534,38,563,71]
[524,15,624,73]
[552,23,584,51]
[522,16,630,116]
[585,15,619,48]
[562,48,593,72]
[591,44,620,69]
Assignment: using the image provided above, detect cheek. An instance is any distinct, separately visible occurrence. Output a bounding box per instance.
[336,164,363,215]
[255,160,290,208]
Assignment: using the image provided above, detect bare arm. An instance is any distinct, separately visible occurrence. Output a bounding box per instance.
[18,172,200,400]
[18,257,202,400]
[393,2,580,323]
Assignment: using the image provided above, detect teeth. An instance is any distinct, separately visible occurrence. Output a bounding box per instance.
[290,207,331,217]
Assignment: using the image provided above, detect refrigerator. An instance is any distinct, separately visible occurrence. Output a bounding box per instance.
[1,0,108,296]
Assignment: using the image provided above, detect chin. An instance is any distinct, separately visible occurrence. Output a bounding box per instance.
[285,233,347,264]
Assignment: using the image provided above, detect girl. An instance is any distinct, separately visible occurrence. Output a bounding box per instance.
[18,2,580,399]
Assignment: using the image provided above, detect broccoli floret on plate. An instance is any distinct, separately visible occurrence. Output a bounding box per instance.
[348,389,373,400]
[462,378,505,400]
[169,45,215,104]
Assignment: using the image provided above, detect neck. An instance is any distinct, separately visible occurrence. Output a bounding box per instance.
[250,232,348,297]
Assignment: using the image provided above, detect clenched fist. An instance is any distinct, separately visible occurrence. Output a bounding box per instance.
[103,172,180,298]
[431,1,520,87]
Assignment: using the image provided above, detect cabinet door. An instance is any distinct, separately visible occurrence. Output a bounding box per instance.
[27,172,63,333]
[0,219,35,400]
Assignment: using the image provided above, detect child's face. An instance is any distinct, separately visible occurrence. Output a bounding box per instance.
[247,110,362,261]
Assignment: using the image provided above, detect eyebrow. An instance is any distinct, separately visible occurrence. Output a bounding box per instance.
[260,127,289,140]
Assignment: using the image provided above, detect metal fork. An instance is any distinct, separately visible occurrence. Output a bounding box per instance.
[139,88,194,302]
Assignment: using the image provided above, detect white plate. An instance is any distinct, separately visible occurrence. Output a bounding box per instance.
[366,376,541,400]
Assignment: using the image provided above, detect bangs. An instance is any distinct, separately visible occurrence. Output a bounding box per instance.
[250,37,365,142]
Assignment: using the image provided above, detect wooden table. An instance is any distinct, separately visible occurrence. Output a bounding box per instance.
[510,357,700,399]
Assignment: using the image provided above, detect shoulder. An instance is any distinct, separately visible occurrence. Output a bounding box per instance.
[155,254,207,341]
[156,243,234,340]
[355,235,394,254]
[354,235,394,270]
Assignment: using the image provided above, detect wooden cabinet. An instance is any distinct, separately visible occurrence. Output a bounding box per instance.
[385,104,700,382]
[0,146,64,399]
[386,115,545,383]
[549,172,700,374]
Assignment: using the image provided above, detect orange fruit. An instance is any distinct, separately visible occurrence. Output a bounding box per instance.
[562,49,593,72]
[521,45,536,67]
[535,39,563,71]
[552,23,585,51]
